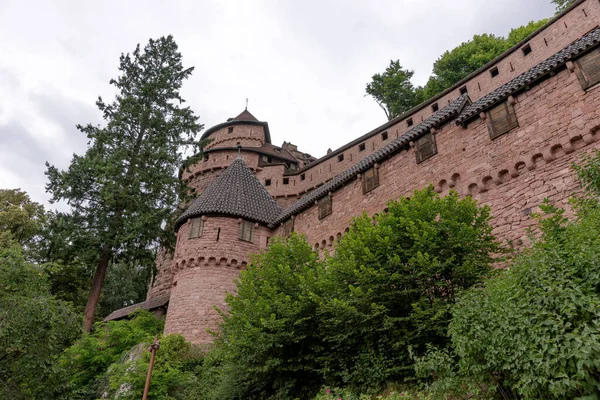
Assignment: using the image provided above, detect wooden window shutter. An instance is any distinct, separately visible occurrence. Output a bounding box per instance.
[282,219,294,238]
[575,49,600,90]
[416,132,437,163]
[362,167,379,194]
[188,218,203,239]
[318,196,332,220]
[238,220,254,242]
[487,101,518,139]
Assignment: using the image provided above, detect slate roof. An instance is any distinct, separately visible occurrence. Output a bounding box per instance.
[232,109,258,121]
[456,26,600,125]
[176,157,282,229]
[270,94,470,226]
[103,295,170,322]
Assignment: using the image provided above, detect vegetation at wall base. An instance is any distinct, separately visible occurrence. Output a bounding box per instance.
[201,187,500,399]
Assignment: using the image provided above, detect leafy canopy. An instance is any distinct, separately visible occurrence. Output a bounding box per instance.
[204,187,499,399]
[0,189,46,251]
[365,60,424,120]
[0,245,79,400]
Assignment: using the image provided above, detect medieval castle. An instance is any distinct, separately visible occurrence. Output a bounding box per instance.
[106,0,600,344]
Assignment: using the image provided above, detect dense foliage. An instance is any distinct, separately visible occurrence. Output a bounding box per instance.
[45,35,203,331]
[203,188,499,399]
[0,189,47,252]
[0,245,79,400]
[366,18,549,117]
[413,151,600,399]
[365,60,424,120]
[58,310,164,398]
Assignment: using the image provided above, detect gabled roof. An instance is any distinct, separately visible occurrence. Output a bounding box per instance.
[103,295,170,322]
[232,109,258,121]
[456,26,600,125]
[176,158,282,229]
[271,94,470,226]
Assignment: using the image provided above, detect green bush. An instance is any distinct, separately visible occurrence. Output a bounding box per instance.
[0,245,79,400]
[103,334,203,400]
[59,309,164,398]
[204,187,499,399]
[417,202,600,399]
[317,188,499,392]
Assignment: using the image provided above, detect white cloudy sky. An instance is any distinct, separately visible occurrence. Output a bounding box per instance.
[0,0,556,207]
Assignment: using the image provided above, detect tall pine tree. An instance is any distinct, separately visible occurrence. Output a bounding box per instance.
[46,36,203,331]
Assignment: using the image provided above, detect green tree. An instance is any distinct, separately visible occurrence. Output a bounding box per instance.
[553,0,575,12]
[0,245,79,400]
[506,18,549,46]
[0,189,46,251]
[206,235,325,399]
[366,60,424,120]
[318,188,499,392]
[45,36,203,332]
[422,34,507,99]
[205,188,499,398]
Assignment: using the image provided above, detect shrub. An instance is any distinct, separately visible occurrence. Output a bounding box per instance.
[103,334,203,400]
[420,203,600,399]
[0,245,79,400]
[317,188,499,392]
[205,188,499,398]
[59,309,164,398]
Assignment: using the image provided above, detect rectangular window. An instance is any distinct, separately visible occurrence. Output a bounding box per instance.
[490,67,499,77]
[338,154,344,162]
[283,177,289,185]
[301,173,305,181]
[318,196,332,220]
[407,118,413,127]
[281,219,294,238]
[416,132,437,163]
[459,86,468,94]
[238,220,254,242]
[575,49,600,90]
[522,44,532,56]
[265,179,271,186]
[228,126,234,133]
[432,103,439,112]
[362,167,379,194]
[486,101,519,139]
[359,143,366,151]
[188,217,203,239]
[381,131,388,140]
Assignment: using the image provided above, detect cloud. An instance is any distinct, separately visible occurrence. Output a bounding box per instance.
[0,0,556,208]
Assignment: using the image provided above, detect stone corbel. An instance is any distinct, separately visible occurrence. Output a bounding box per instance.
[566,61,575,73]
[479,112,487,121]
[508,95,516,105]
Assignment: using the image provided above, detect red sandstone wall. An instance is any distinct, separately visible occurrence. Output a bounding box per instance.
[146,247,174,300]
[164,216,271,344]
[288,66,600,252]
[204,124,265,150]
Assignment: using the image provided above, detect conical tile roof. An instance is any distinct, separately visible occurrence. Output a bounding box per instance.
[176,158,282,229]
[232,108,258,121]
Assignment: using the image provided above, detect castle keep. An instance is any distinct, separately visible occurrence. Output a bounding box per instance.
[106,0,600,344]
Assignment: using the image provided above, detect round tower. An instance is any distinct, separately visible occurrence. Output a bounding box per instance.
[164,157,282,344]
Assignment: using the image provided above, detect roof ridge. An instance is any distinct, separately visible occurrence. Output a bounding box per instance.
[270,94,470,227]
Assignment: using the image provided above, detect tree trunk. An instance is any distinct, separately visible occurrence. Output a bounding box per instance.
[83,245,111,332]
